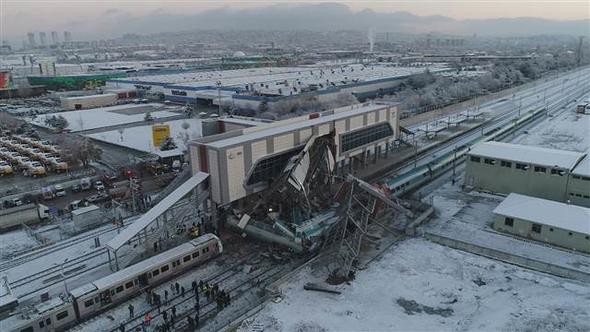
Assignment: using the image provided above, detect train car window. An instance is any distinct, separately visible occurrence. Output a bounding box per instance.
[500,161,512,168]
[111,290,115,296]
[183,255,191,262]
[46,318,51,325]
[484,158,495,165]
[192,252,199,258]
[84,299,94,307]
[125,281,134,289]
[152,269,160,277]
[161,265,169,273]
[20,327,34,332]
[470,156,481,163]
[134,279,139,285]
[39,321,45,328]
[56,310,69,320]
[95,297,99,304]
[116,286,124,293]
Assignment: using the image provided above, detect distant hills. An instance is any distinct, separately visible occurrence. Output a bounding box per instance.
[111,3,589,37]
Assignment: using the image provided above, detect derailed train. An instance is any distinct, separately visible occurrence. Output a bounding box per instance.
[384,108,543,196]
[10,234,222,332]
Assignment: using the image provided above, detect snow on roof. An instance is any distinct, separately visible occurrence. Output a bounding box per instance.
[106,172,209,251]
[112,64,450,96]
[71,205,99,216]
[86,118,202,158]
[469,142,585,170]
[205,103,392,149]
[572,153,590,178]
[28,103,181,132]
[93,234,217,290]
[493,193,590,235]
[62,93,116,101]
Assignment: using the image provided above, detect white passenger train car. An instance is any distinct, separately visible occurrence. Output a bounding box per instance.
[8,234,222,332]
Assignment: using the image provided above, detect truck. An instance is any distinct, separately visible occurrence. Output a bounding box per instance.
[41,186,56,200]
[0,203,50,232]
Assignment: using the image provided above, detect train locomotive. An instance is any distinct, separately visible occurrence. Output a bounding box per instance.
[9,234,222,332]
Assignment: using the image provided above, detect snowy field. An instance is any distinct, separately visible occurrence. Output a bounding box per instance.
[240,238,590,332]
[86,118,203,158]
[27,103,181,132]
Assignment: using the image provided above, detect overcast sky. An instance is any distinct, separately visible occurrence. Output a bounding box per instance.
[2,0,589,43]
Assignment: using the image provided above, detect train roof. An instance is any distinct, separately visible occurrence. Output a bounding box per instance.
[72,235,218,296]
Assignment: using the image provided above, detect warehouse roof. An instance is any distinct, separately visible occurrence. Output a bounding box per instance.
[106,172,209,251]
[204,103,392,149]
[493,193,590,235]
[469,142,585,170]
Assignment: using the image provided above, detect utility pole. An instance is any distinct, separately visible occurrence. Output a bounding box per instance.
[216,80,222,116]
[451,146,457,185]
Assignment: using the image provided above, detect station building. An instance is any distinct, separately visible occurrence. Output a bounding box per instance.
[464,142,590,206]
[493,193,590,253]
[189,102,399,206]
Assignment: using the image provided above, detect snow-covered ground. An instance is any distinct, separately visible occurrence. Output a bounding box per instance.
[86,118,203,158]
[27,103,181,132]
[240,238,590,332]
[511,93,590,152]
[0,230,39,260]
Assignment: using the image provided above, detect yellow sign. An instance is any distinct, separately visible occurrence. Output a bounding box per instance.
[152,124,170,147]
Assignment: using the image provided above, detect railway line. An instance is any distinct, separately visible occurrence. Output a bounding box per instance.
[3,67,587,332]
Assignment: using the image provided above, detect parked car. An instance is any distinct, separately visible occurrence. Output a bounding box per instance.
[54,184,66,197]
[94,181,105,191]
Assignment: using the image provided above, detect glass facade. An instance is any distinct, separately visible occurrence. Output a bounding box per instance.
[340,122,393,153]
[246,146,303,185]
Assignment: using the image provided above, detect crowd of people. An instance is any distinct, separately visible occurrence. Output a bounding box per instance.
[118,277,231,332]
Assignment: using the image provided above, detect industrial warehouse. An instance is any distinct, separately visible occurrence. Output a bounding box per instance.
[493,193,590,253]
[465,142,590,207]
[106,64,450,110]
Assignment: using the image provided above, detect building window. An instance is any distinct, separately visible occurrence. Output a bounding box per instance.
[341,122,393,153]
[550,168,565,176]
[504,217,514,227]
[246,146,304,186]
[531,224,542,233]
[484,158,496,165]
[500,160,512,168]
[56,311,69,321]
[534,166,546,173]
[171,89,188,96]
[470,156,481,163]
[515,163,529,170]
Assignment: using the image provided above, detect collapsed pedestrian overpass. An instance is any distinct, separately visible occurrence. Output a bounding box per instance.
[105,172,210,271]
